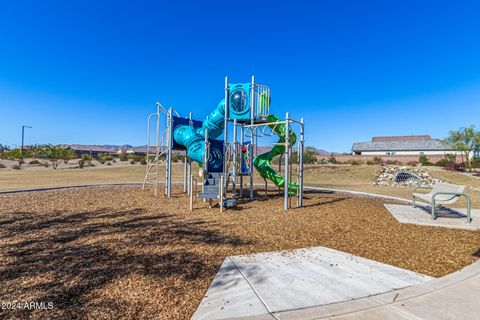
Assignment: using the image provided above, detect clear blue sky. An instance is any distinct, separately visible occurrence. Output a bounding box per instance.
[1,0,479,152]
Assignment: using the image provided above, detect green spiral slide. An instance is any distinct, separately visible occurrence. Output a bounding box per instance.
[252,114,299,195]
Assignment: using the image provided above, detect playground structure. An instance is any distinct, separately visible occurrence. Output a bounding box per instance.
[142,76,305,211]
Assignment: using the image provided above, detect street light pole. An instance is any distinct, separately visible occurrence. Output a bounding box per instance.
[21,125,32,156]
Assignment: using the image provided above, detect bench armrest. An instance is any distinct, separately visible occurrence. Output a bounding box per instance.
[412,186,432,194]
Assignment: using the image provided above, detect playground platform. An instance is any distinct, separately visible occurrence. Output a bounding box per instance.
[191,246,433,320]
[385,204,480,231]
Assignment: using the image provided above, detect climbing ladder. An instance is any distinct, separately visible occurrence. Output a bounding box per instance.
[142,102,169,197]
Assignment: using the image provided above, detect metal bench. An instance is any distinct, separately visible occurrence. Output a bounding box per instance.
[412,182,471,223]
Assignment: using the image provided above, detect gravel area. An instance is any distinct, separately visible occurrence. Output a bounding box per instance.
[0,186,478,319]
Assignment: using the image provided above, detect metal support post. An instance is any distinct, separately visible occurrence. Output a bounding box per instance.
[232,119,237,195]
[284,112,290,210]
[299,118,304,207]
[166,108,173,197]
[249,138,254,199]
[203,129,209,194]
[189,174,194,211]
[239,124,244,197]
[183,153,187,193]
[223,76,229,182]
[249,75,255,200]
[220,175,224,213]
[187,112,192,195]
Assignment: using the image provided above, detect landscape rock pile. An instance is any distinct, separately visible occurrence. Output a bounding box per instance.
[375,165,442,187]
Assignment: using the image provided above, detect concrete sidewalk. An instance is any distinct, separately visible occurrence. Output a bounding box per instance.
[273,257,480,320]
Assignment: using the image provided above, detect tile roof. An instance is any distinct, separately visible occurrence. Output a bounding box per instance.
[352,139,453,152]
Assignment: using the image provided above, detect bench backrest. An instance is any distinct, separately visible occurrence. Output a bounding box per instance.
[431,183,465,201]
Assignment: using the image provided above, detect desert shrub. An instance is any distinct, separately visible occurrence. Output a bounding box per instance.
[319,158,327,164]
[130,159,136,164]
[0,163,6,168]
[119,153,128,161]
[29,159,41,165]
[106,162,112,166]
[6,149,24,167]
[99,159,106,164]
[42,162,49,168]
[327,153,337,164]
[303,147,317,164]
[171,153,185,163]
[140,157,147,165]
[418,154,430,165]
[37,145,75,169]
[385,160,401,165]
[372,156,383,165]
[366,160,374,165]
[406,161,419,166]
[78,159,85,169]
[11,164,21,170]
[98,154,113,162]
[80,154,93,166]
[436,154,460,171]
[112,158,117,163]
[346,159,363,165]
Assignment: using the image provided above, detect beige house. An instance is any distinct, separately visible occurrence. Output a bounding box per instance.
[352,135,456,156]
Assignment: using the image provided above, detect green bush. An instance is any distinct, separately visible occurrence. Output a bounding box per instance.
[119,153,128,161]
[140,158,147,165]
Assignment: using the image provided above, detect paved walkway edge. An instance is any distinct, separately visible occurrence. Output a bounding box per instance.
[0,183,417,205]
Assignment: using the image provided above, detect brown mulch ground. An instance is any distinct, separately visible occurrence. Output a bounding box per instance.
[0,186,478,320]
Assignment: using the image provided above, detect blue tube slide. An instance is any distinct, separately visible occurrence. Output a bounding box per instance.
[173,100,225,172]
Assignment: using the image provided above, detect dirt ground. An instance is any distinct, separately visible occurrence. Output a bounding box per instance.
[2,163,479,207]
[0,186,478,319]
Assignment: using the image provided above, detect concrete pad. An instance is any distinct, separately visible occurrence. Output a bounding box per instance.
[385,204,480,230]
[192,247,432,319]
[231,247,432,312]
[190,258,269,320]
